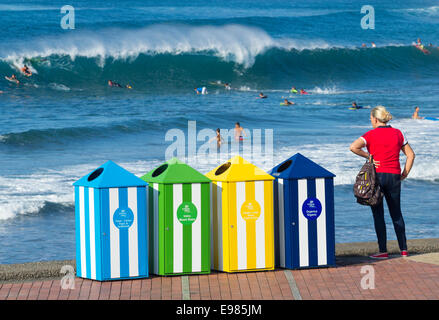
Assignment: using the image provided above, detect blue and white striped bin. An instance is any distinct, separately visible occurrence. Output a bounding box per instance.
[73,161,149,281]
[270,153,336,269]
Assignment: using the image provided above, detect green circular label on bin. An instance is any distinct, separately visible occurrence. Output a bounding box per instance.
[113,207,134,229]
[177,202,197,225]
[240,200,261,221]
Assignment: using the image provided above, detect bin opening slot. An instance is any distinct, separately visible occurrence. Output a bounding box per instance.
[215,162,231,176]
[277,160,292,173]
[88,167,104,181]
[152,164,168,177]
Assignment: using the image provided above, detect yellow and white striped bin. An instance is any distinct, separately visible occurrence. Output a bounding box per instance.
[206,156,275,273]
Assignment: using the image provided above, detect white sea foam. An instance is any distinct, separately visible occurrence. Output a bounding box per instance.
[396,6,439,17]
[49,83,71,91]
[0,24,331,68]
[310,86,375,95]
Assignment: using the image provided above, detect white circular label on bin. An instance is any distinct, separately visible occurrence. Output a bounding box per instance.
[302,198,322,220]
[113,207,134,229]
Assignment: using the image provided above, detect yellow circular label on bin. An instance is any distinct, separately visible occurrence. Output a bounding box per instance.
[240,200,261,221]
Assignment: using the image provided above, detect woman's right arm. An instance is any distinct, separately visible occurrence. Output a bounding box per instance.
[350,138,381,167]
[350,138,369,159]
[401,143,415,180]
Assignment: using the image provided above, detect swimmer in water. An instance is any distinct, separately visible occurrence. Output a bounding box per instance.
[282,99,295,105]
[290,86,298,94]
[21,65,32,77]
[209,128,225,149]
[234,122,246,141]
[371,42,376,48]
[412,106,424,120]
[257,92,267,99]
[224,83,231,90]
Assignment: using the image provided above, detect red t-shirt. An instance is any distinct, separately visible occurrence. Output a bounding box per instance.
[360,126,407,175]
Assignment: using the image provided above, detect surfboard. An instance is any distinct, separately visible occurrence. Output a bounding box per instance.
[5,76,19,84]
[209,81,228,87]
[415,44,430,55]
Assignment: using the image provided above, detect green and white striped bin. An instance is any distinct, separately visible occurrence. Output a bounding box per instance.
[141,158,211,276]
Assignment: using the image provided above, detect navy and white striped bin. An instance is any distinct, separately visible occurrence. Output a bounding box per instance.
[73,161,149,281]
[269,153,336,269]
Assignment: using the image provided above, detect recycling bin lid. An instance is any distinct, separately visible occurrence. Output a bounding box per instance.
[269,153,335,180]
[141,157,211,184]
[206,155,274,182]
[73,160,148,188]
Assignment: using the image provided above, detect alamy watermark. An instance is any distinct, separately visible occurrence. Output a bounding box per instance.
[60,265,75,290]
[360,265,375,290]
[165,121,274,168]
[361,5,375,30]
[60,5,75,30]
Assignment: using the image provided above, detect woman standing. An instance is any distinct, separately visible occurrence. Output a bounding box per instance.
[350,106,415,259]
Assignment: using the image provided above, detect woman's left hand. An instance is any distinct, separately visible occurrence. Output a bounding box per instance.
[401,171,408,180]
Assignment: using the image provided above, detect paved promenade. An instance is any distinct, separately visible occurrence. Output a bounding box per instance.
[1,253,439,300]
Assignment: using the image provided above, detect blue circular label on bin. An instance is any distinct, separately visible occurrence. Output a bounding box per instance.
[113,207,134,229]
[302,198,322,220]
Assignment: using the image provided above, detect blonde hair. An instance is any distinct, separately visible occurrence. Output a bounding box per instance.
[371,105,392,123]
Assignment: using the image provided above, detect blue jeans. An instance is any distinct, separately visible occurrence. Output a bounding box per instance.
[371,173,407,252]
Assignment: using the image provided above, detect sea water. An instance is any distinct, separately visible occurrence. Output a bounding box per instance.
[0,0,438,263]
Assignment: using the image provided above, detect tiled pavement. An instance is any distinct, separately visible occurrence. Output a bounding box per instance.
[1,256,439,300]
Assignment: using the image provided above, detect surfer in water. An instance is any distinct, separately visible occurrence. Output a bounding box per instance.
[194,87,207,95]
[351,102,363,110]
[108,80,131,89]
[257,92,267,99]
[412,106,424,120]
[290,86,298,94]
[234,122,246,141]
[224,83,231,90]
[300,88,309,95]
[282,99,295,105]
[108,80,122,88]
[5,74,19,84]
[21,65,32,77]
